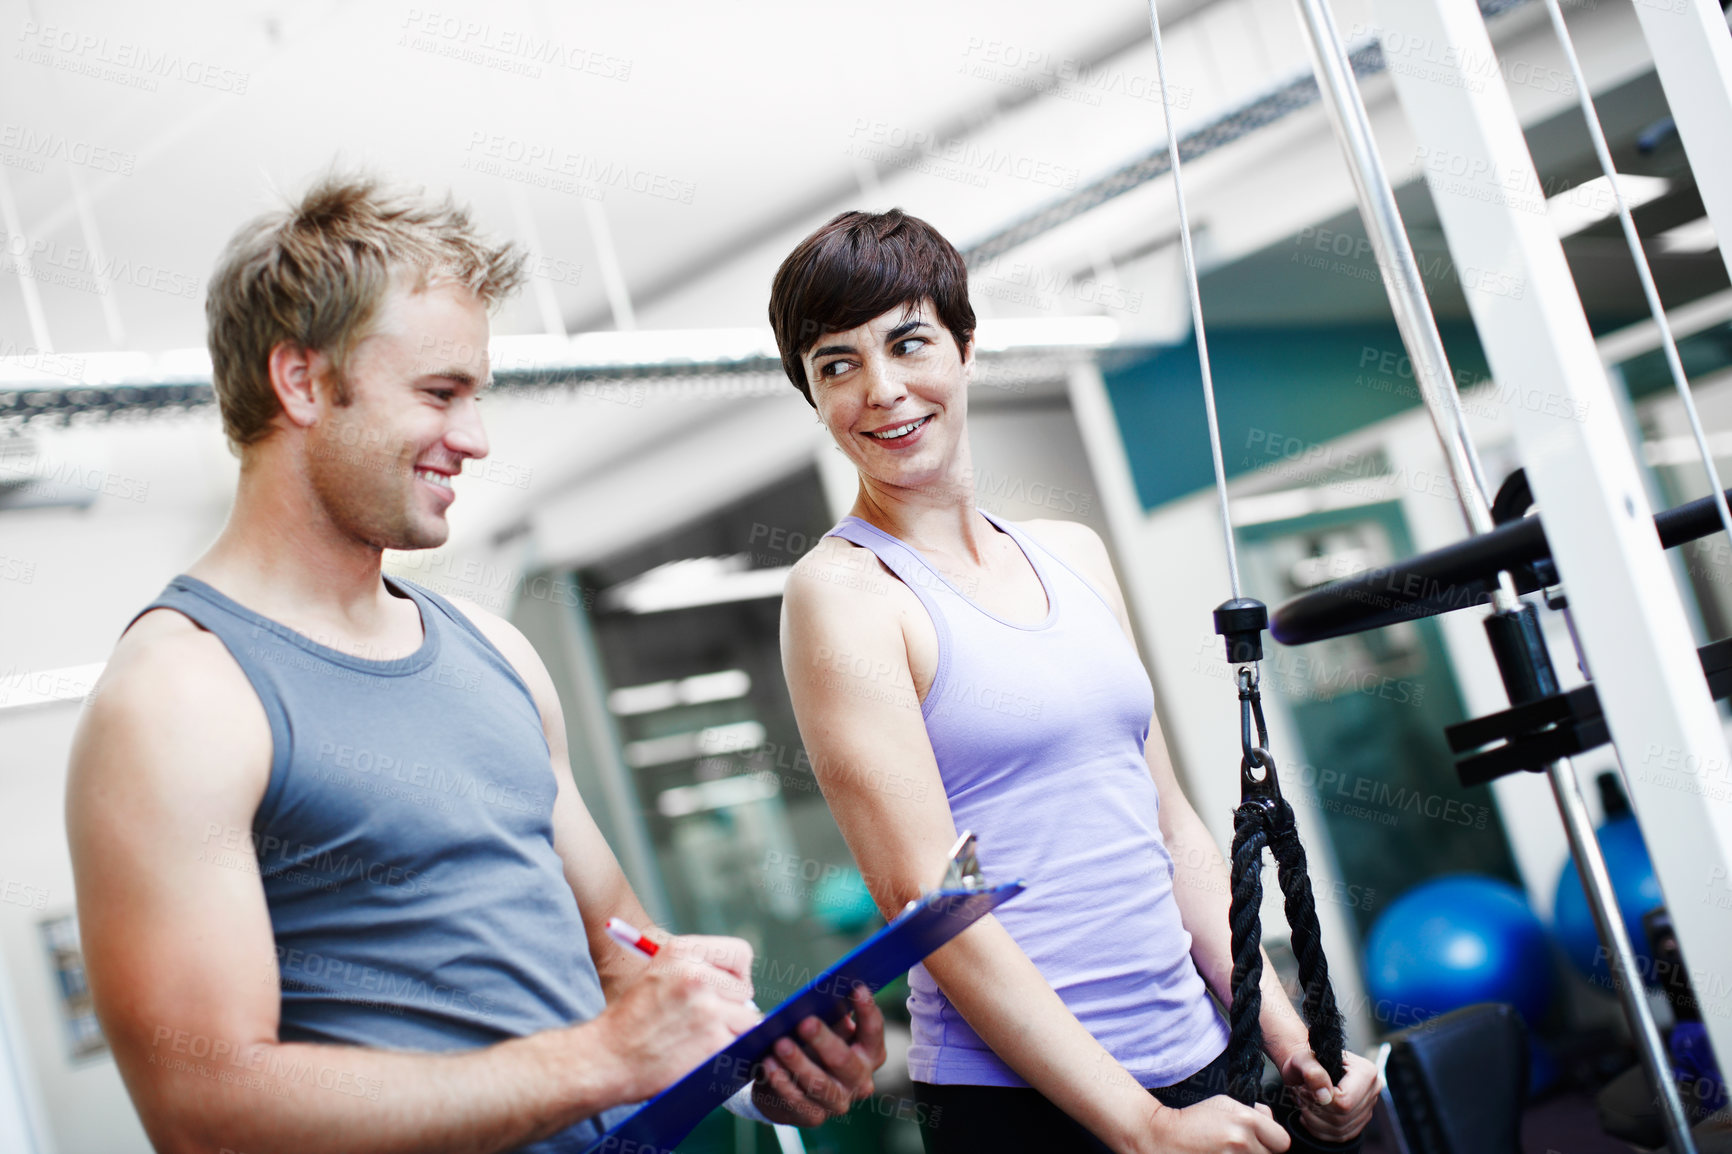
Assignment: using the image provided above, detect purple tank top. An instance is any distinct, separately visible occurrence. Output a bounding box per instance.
[827,512,1229,1088]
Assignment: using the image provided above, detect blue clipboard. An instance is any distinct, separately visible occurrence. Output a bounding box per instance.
[583,860,1022,1153]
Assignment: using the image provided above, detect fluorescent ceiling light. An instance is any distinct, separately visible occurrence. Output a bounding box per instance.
[601,555,792,615]
[624,720,767,769]
[0,346,210,387]
[495,319,1120,370]
[974,315,1120,351]
[1229,477,1402,527]
[1642,432,1732,468]
[1548,175,1671,239]
[1,318,1126,390]
[490,328,779,373]
[1657,216,1720,254]
[1290,549,1376,590]
[656,771,780,818]
[1,663,105,711]
[608,669,752,716]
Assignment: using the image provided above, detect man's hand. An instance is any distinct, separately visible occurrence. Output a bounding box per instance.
[750,984,886,1126]
[588,935,761,1103]
[1278,1047,1379,1144]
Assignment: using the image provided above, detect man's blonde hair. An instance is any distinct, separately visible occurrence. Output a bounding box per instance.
[206,172,527,450]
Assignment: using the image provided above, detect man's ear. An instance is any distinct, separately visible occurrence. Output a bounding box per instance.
[268,342,331,429]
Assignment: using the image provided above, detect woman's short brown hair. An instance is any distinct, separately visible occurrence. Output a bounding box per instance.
[768,209,976,407]
[205,172,527,451]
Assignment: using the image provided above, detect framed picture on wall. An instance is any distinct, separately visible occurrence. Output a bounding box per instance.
[37,915,107,1062]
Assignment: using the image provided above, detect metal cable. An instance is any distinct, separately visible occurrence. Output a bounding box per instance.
[1542,0,1732,553]
[963,0,1525,270]
[965,43,1385,269]
[1146,0,1243,598]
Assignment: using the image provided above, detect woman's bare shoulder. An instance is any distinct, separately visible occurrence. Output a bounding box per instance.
[785,533,912,619]
[1015,518,1111,573]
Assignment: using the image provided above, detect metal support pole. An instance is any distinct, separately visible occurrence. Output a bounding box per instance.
[1283,13,1690,1126]
[1627,0,1732,287]
[1365,0,1732,1150]
[1547,755,1696,1154]
[1287,0,1515,604]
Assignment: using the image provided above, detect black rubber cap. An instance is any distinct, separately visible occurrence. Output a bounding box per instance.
[1214,598,1268,664]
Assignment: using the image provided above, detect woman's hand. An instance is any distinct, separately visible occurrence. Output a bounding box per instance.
[1278,1047,1380,1143]
[1140,1096,1291,1154]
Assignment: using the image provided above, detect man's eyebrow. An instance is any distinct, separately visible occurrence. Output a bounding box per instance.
[427,368,486,388]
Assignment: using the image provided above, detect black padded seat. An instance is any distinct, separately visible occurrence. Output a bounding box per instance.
[1384,1003,1528,1154]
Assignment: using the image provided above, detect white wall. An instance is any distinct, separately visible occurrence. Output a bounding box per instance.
[0,416,233,1154]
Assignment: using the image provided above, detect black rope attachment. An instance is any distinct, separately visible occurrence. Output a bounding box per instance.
[1216,603,1347,1106]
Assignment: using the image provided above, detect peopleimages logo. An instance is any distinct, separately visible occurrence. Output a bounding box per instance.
[15,21,250,94]
[0,123,135,173]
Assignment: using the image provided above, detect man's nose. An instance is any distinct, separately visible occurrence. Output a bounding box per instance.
[446,397,489,459]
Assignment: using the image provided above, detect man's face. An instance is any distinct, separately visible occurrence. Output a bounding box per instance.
[803,299,973,489]
[304,278,492,552]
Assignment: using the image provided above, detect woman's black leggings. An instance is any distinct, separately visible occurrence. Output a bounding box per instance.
[911,1048,1365,1153]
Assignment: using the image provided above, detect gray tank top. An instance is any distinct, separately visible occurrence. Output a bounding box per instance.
[133,574,633,1150]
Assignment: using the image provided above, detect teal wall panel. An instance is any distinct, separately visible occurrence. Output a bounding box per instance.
[1103,323,1494,511]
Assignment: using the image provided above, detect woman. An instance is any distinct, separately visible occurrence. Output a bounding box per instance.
[769,210,1378,1154]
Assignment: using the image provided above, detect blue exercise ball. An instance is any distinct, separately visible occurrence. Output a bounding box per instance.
[811,866,879,934]
[1364,875,1554,1030]
[1552,816,1662,984]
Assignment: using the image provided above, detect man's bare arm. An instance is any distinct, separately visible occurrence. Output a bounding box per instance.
[67,611,756,1154]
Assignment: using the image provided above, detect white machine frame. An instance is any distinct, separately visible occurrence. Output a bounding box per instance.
[1293,0,1732,1146]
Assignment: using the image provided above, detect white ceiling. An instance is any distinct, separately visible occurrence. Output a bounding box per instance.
[0,0,1187,353]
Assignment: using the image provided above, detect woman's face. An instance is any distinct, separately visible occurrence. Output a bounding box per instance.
[803,298,974,491]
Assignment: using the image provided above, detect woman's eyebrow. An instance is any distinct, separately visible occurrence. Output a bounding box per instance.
[886,319,932,342]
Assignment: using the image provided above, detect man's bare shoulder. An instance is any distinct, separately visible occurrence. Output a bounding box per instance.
[73,607,271,799]
[436,590,540,671]
[99,608,261,718]
[432,590,562,725]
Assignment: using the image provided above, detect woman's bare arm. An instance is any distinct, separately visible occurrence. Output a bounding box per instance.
[779,538,1287,1154]
[1023,519,1378,1143]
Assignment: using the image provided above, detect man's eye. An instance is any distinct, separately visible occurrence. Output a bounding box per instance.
[428,389,456,402]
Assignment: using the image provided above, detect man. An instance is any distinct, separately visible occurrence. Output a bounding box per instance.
[66,174,885,1154]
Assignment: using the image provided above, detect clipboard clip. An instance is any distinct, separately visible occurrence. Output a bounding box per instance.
[937,830,984,891]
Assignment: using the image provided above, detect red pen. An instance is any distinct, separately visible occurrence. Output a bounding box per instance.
[605,916,763,1015]
[605,916,660,958]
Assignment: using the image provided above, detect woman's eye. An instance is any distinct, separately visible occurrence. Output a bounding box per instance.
[818,360,850,379]
[894,337,927,356]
